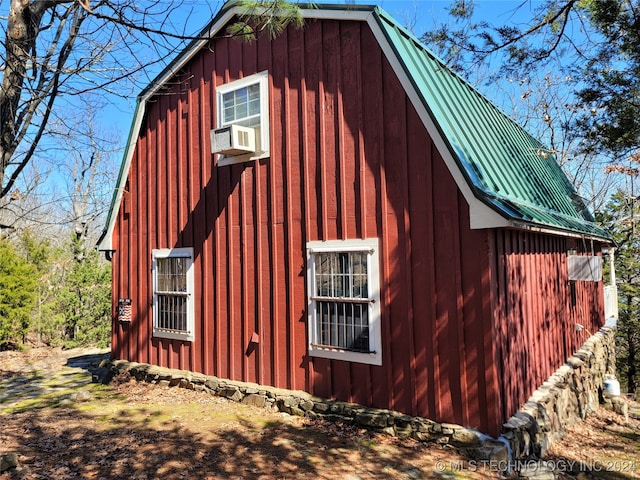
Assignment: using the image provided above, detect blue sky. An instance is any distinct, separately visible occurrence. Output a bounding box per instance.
[91,0,598,221]
[100,0,545,147]
[7,0,613,234]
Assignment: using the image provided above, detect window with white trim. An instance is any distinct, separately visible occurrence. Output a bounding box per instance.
[152,248,194,341]
[307,239,382,365]
[215,71,269,166]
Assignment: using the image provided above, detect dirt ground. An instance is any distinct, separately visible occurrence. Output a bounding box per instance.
[0,348,638,480]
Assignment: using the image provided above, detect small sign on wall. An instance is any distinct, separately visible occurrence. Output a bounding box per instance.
[118,298,132,323]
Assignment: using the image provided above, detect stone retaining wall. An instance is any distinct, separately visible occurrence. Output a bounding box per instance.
[108,359,509,462]
[108,326,617,464]
[500,326,617,460]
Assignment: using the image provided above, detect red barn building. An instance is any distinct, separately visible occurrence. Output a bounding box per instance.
[98,3,614,436]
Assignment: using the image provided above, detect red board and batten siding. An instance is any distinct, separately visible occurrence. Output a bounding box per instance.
[490,230,605,422]
[111,18,605,436]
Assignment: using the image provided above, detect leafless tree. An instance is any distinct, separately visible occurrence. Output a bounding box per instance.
[57,99,120,247]
[0,0,223,214]
[0,96,118,244]
[423,0,640,211]
[494,73,621,212]
[0,0,310,231]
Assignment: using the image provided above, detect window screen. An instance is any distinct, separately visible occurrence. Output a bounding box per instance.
[155,256,189,333]
[313,252,371,353]
[152,248,194,341]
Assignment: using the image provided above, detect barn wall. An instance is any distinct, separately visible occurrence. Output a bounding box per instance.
[110,17,602,437]
[490,229,605,422]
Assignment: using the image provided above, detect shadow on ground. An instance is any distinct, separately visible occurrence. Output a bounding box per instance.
[1,403,455,479]
[2,349,638,480]
[65,352,110,371]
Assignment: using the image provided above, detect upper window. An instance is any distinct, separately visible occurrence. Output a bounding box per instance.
[214,71,269,166]
[222,83,261,126]
[152,248,194,342]
[307,239,382,365]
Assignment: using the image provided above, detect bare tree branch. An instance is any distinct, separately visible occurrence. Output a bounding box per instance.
[0,0,306,212]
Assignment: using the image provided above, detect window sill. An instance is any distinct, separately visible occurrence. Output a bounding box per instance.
[309,345,382,366]
[153,329,194,342]
[217,151,269,167]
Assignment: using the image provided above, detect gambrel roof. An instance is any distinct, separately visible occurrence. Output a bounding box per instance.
[372,8,608,239]
[98,2,610,251]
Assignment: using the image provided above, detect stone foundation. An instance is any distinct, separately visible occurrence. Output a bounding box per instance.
[108,326,617,465]
[500,326,617,460]
[108,359,508,462]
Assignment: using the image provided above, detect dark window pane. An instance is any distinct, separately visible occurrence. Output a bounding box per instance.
[313,249,372,353]
[315,300,370,353]
[155,256,189,333]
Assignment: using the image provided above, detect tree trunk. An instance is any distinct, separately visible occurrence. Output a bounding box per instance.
[1,0,41,178]
[628,326,637,394]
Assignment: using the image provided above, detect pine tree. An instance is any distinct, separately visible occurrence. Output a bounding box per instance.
[424,0,640,162]
[19,231,66,346]
[0,238,37,349]
[226,0,305,41]
[598,190,640,394]
[56,234,111,348]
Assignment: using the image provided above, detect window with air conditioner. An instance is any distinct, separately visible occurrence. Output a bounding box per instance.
[307,239,382,365]
[152,247,195,341]
[212,71,269,166]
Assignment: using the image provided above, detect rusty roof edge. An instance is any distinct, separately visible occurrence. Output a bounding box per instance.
[506,219,612,243]
[485,195,611,241]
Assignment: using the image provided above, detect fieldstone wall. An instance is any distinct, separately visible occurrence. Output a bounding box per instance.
[500,326,618,460]
[107,326,617,465]
[108,359,508,462]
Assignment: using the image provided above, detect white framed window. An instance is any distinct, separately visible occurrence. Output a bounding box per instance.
[215,71,269,166]
[307,238,382,365]
[152,247,195,342]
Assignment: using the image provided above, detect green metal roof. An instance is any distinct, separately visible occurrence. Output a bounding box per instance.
[98,3,611,250]
[372,7,610,240]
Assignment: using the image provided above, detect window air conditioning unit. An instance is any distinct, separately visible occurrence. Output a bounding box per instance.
[211,125,256,156]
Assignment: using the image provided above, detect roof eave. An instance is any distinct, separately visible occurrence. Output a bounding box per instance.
[97,97,144,252]
[367,8,612,242]
[140,3,375,101]
[507,219,613,244]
